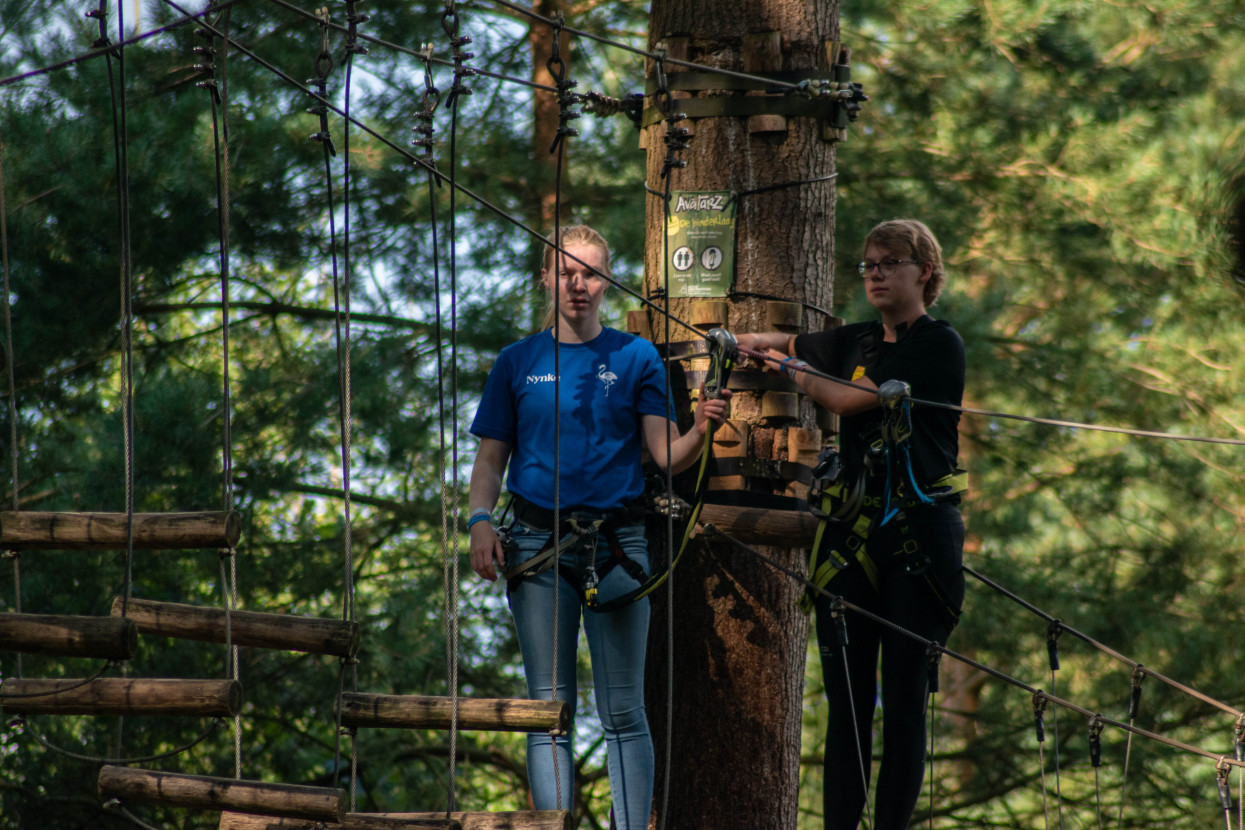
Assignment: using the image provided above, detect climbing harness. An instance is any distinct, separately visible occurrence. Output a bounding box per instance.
[500,328,736,613]
[799,377,967,622]
[501,493,648,611]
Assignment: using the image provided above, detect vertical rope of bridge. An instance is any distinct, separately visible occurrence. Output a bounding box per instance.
[340,3,371,809]
[925,645,941,829]
[1115,666,1144,828]
[98,0,137,762]
[441,0,475,807]
[0,105,23,679]
[413,40,458,818]
[305,7,362,808]
[198,1,243,778]
[1048,624,1066,830]
[545,11,578,813]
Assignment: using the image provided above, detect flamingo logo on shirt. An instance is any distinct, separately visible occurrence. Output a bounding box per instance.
[597,363,618,397]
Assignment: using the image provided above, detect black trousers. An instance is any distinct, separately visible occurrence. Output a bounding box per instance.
[813,502,965,830]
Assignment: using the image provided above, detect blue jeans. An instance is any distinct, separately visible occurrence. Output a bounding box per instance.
[506,519,654,830]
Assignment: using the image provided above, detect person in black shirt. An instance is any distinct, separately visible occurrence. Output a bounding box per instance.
[737,219,965,830]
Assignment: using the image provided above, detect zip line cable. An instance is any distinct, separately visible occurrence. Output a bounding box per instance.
[738,346,1245,447]
[5,3,1245,819]
[0,0,249,90]
[965,565,1245,720]
[414,35,462,821]
[486,0,812,91]
[701,525,1245,772]
[155,0,710,350]
[652,53,683,830]
[0,91,24,687]
[18,0,1244,450]
[162,4,1245,452]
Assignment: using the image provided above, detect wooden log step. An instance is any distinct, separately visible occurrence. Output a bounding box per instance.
[0,612,137,659]
[219,811,461,829]
[0,510,241,551]
[111,598,360,657]
[220,810,569,830]
[336,693,570,735]
[1,678,242,716]
[99,766,345,823]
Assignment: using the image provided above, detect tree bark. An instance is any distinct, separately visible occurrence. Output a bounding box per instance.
[642,2,839,827]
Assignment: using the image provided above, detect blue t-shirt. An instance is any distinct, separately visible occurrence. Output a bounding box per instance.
[470,327,673,510]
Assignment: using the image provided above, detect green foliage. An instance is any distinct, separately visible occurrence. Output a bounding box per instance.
[5,0,1245,828]
[819,1,1245,827]
[1,1,649,827]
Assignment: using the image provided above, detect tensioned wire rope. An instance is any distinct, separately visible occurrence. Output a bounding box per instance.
[301,3,366,809]
[0,0,225,774]
[412,34,465,820]
[14,0,1245,816]
[545,8,570,813]
[965,564,1245,830]
[146,0,1245,451]
[198,0,246,780]
[648,53,684,830]
[697,524,1245,773]
[440,0,469,810]
[24,0,1245,767]
[19,0,1245,452]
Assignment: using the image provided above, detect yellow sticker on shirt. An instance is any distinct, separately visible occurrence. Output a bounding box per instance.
[851,365,866,381]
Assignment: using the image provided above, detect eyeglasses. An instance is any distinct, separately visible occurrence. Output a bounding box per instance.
[857,258,919,278]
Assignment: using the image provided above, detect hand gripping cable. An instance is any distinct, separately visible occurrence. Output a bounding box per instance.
[588,328,736,613]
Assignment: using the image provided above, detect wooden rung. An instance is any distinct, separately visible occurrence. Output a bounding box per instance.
[0,510,241,550]
[111,598,360,657]
[219,812,462,829]
[373,813,569,830]
[1,677,242,716]
[0,612,137,659]
[220,811,569,830]
[336,693,570,735]
[100,766,345,823]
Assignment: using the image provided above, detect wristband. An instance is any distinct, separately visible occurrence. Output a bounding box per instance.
[467,510,492,531]
[781,356,803,379]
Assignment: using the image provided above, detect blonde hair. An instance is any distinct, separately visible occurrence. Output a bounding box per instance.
[863,219,947,307]
[540,225,612,330]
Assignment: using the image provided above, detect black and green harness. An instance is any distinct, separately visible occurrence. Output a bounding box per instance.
[800,379,967,624]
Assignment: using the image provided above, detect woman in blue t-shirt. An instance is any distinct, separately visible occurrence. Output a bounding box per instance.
[467,225,728,829]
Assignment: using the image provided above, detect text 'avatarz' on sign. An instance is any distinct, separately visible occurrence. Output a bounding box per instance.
[664,190,736,298]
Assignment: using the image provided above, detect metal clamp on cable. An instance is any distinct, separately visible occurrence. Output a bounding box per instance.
[925,644,942,694]
[703,328,737,400]
[1088,715,1104,768]
[1032,692,1048,743]
[877,378,911,410]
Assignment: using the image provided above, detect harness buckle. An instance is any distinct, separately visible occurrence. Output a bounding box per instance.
[583,567,600,606]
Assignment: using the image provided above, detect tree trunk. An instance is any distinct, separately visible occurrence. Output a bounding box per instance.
[642,2,839,828]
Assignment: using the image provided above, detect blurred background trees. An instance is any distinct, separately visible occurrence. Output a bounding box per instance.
[2,1,1244,828]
